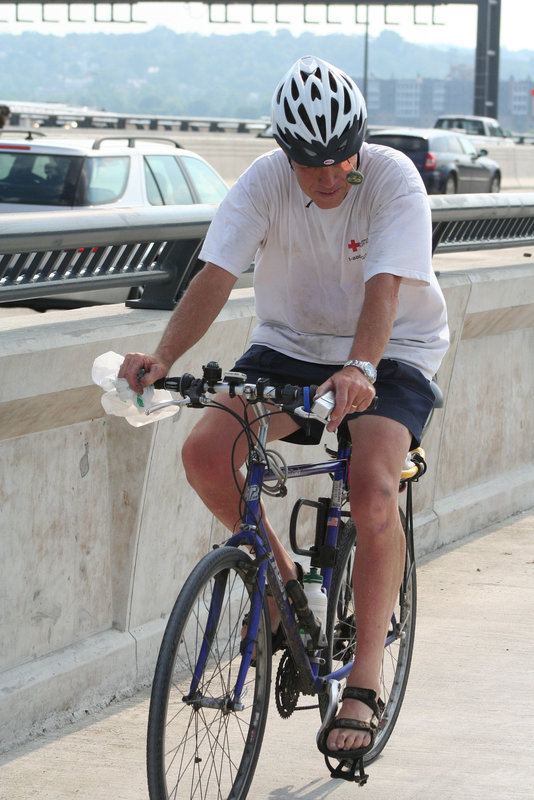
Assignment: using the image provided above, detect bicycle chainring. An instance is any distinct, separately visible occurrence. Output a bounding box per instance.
[275,649,301,718]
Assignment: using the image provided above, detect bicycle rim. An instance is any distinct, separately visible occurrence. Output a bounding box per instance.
[321,512,417,763]
[322,520,357,684]
[369,509,416,762]
[147,546,271,800]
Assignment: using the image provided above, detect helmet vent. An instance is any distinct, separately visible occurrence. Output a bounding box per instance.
[298,103,314,135]
[330,98,339,130]
[311,83,321,101]
[284,98,296,125]
[316,115,326,141]
[343,86,351,114]
[291,78,300,101]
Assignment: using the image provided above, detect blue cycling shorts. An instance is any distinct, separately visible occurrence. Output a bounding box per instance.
[232,345,436,448]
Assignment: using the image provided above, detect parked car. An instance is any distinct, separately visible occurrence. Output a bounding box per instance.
[0,134,229,212]
[434,114,515,146]
[0,134,229,309]
[366,128,501,194]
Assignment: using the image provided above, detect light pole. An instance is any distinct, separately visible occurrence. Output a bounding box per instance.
[363,5,369,101]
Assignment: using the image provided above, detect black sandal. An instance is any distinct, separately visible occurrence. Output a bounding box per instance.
[317,687,384,760]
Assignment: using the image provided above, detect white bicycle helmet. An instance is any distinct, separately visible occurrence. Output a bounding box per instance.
[271,56,367,167]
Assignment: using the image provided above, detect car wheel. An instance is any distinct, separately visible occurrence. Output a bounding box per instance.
[489,174,501,193]
[443,175,456,194]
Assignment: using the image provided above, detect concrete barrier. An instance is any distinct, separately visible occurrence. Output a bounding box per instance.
[484,144,534,191]
[1,263,534,750]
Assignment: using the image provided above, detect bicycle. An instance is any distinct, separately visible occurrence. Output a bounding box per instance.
[144,361,439,798]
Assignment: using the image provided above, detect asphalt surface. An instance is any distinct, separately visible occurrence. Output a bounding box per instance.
[1,508,533,800]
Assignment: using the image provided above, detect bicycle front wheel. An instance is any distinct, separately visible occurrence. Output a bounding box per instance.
[147,546,272,800]
[321,511,417,764]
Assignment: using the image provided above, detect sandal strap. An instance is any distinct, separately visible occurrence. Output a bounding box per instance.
[341,687,381,718]
[331,717,377,735]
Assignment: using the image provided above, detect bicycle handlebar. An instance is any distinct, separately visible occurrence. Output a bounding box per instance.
[154,370,327,416]
[151,361,377,421]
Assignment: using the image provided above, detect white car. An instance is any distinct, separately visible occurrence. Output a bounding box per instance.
[0,133,229,212]
[0,134,229,309]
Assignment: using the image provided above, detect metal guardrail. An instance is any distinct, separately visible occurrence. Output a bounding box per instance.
[430,193,534,253]
[1,194,534,310]
[0,205,215,309]
[2,110,270,135]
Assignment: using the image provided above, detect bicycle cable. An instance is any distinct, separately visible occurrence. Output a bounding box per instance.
[260,448,288,496]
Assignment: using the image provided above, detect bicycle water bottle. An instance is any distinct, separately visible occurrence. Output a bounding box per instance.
[302,568,327,628]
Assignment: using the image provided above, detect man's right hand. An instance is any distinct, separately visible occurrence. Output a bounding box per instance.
[118,353,169,394]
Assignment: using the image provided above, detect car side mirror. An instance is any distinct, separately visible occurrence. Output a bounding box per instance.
[477,148,488,157]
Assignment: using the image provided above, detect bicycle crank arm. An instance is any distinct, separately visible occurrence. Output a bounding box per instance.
[315,679,342,745]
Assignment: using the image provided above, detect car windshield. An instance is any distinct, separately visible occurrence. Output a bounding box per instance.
[368,135,427,153]
[0,151,130,206]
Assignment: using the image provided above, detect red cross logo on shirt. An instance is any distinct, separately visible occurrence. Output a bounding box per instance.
[348,239,360,252]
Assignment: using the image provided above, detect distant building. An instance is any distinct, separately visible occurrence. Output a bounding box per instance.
[360,76,533,133]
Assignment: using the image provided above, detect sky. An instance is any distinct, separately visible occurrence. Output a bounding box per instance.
[0,1,532,52]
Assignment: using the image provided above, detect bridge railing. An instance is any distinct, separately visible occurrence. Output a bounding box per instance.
[430,192,534,253]
[2,109,270,134]
[0,205,215,309]
[1,193,534,310]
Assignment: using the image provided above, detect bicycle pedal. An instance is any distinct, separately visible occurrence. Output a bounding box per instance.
[325,755,369,786]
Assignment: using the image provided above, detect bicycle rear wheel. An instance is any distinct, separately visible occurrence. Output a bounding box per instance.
[321,511,417,763]
[147,546,272,800]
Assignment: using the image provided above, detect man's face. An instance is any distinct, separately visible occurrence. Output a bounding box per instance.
[291,158,356,209]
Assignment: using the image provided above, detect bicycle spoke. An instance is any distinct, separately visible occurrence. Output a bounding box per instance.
[322,515,417,764]
[147,547,271,800]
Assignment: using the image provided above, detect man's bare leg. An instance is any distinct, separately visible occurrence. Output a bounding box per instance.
[325,414,411,753]
[181,396,302,622]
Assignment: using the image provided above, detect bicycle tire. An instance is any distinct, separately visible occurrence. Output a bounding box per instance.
[147,546,272,800]
[320,511,417,764]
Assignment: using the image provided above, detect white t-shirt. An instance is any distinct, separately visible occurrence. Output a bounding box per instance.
[199,144,449,380]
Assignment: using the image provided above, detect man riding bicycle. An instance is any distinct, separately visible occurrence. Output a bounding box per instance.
[120,56,449,762]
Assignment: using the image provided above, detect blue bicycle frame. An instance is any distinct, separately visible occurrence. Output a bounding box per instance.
[188,399,356,710]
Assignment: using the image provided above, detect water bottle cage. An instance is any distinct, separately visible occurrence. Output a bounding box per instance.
[285,579,325,649]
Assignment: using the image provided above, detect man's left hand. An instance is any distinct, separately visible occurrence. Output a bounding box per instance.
[315,366,376,432]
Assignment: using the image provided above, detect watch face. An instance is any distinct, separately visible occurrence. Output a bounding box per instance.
[348,361,376,383]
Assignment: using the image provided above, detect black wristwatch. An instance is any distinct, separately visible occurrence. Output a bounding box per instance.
[343,359,377,384]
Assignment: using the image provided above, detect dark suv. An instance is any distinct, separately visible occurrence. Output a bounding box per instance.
[366,128,501,194]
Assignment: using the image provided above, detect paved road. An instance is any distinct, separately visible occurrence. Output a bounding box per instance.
[1,509,532,800]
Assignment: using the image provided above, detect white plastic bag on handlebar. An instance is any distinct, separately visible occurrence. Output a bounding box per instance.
[92,351,179,427]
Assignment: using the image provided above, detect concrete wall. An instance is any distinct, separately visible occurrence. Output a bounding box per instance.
[1,264,534,750]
